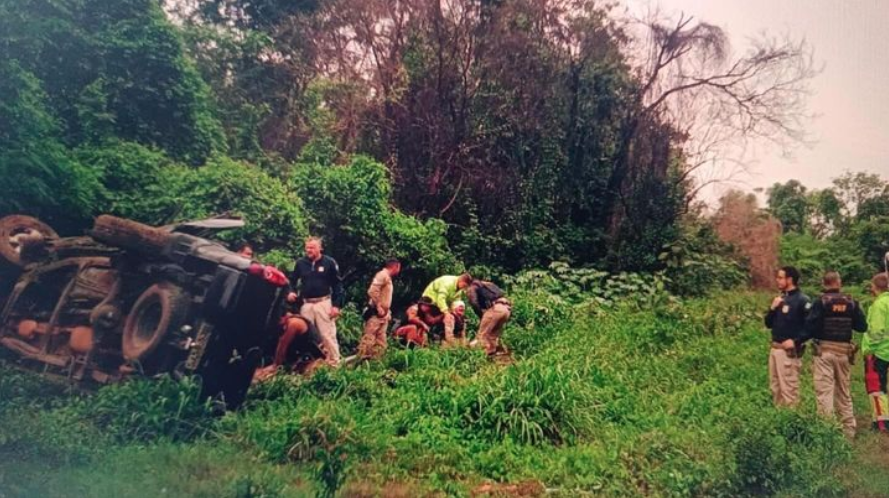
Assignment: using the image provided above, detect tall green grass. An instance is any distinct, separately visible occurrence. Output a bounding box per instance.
[0,290,858,496]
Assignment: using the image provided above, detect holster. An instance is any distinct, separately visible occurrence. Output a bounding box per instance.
[850,342,859,366]
[787,344,805,359]
[812,341,822,357]
[361,303,376,322]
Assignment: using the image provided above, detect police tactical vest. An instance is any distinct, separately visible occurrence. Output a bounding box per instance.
[819,294,855,342]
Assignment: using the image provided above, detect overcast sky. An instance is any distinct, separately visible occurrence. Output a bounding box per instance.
[625,0,889,203]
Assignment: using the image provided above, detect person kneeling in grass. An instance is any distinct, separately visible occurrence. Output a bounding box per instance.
[393,297,442,347]
[254,315,325,381]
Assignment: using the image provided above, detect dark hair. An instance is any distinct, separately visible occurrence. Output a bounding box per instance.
[418,296,434,305]
[237,242,253,252]
[780,266,801,286]
[384,258,400,267]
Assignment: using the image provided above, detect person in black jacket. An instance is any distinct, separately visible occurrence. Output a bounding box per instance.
[764,266,811,407]
[800,271,867,437]
[467,279,512,356]
[286,237,345,367]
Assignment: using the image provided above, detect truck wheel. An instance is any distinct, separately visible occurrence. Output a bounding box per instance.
[0,215,58,269]
[91,215,170,254]
[122,284,190,361]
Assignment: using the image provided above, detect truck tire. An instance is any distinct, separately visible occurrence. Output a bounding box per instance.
[122,284,190,361]
[91,215,170,254]
[0,215,58,269]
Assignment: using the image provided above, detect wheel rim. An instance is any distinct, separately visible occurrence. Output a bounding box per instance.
[132,299,163,353]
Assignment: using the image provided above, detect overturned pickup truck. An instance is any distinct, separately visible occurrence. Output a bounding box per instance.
[0,215,289,408]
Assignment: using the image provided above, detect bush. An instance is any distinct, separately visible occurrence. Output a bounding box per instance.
[458,359,594,445]
[781,232,872,289]
[73,375,215,443]
[506,262,676,312]
[659,222,749,297]
[74,140,174,220]
[116,156,309,260]
[290,155,458,303]
[0,61,102,232]
[728,408,851,496]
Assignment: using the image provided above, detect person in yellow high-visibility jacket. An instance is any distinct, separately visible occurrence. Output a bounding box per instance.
[421,273,472,344]
[863,272,889,432]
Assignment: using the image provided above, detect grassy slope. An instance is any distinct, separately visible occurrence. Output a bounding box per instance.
[0,291,886,497]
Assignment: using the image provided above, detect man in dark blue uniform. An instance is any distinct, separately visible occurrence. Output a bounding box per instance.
[287,237,344,367]
[800,271,867,437]
[764,266,810,407]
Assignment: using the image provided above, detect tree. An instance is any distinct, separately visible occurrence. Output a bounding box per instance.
[766,180,809,233]
[1,0,226,164]
[175,1,816,274]
[712,190,781,288]
[807,188,843,238]
[177,0,324,161]
[831,171,887,222]
[851,217,889,274]
[0,61,100,230]
[857,190,889,221]
[618,11,817,224]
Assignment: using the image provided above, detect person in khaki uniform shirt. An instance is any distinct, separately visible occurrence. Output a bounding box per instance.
[358,259,401,359]
[799,271,867,438]
[764,266,811,407]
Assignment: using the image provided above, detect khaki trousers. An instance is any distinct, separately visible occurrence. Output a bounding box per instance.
[813,351,855,437]
[477,303,511,355]
[442,313,456,343]
[769,347,801,407]
[300,298,340,367]
[358,315,389,359]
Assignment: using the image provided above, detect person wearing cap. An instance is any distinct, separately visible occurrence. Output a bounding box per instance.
[286,236,345,367]
[421,273,472,344]
[357,258,401,359]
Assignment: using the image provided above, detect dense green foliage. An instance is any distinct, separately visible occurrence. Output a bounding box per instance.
[1,0,225,162]
[0,286,861,497]
[0,1,875,497]
[780,233,873,290]
[768,173,889,286]
[659,221,750,297]
[0,61,102,228]
[291,156,459,302]
[0,0,706,276]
